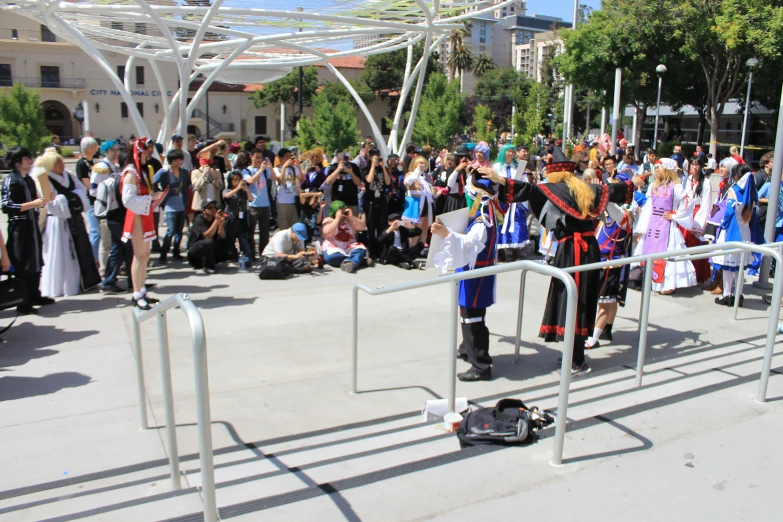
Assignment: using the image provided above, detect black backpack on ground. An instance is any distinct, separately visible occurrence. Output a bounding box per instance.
[456,399,554,449]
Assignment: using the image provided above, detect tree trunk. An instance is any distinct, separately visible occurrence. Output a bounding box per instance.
[709,105,720,157]
[695,112,704,147]
[633,104,647,160]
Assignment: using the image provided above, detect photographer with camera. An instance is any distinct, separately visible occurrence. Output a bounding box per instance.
[363,149,390,259]
[273,148,302,230]
[321,201,368,273]
[223,170,254,267]
[191,146,224,214]
[241,149,274,259]
[261,222,312,275]
[324,153,362,216]
[197,139,230,178]
[378,213,423,269]
[153,149,191,265]
[187,199,234,274]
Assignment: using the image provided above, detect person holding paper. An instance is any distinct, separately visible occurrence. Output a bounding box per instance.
[494,143,529,262]
[431,174,503,382]
[121,138,163,310]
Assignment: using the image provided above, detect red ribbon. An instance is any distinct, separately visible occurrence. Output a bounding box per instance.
[559,230,596,289]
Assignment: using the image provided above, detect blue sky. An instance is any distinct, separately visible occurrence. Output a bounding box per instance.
[525,0,602,23]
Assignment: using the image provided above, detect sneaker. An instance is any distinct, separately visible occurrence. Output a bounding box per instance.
[156,257,168,266]
[341,260,357,273]
[31,296,55,306]
[557,362,592,378]
[100,284,124,294]
[17,305,38,315]
[457,368,492,382]
[203,267,216,275]
[397,262,412,270]
[172,253,183,262]
[365,257,374,268]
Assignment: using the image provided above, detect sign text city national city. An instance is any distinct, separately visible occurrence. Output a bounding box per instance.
[90,89,174,97]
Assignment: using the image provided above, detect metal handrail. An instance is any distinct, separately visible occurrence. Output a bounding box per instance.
[352,260,578,466]
[352,240,783,467]
[511,241,783,403]
[131,293,216,522]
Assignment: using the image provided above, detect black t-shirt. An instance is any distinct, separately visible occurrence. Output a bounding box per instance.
[331,164,360,206]
[76,157,94,202]
[364,166,387,203]
[432,166,450,188]
[189,214,213,244]
[224,189,248,219]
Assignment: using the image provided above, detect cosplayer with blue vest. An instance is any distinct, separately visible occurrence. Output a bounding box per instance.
[494,143,530,261]
[712,164,765,307]
[431,173,503,382]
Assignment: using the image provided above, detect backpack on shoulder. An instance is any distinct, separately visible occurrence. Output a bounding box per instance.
[94,177,119,219]
[456,399,554,449]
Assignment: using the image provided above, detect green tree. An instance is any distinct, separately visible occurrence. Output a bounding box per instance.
[0,83,50,155]
[474,67,525,99]
[249,66,319,138]
[361,42,442,93]
[447,22,472,81]
[675,0,783,154]
[299,89,360,153]
[472,104,495,145]
[449,45,474,89]
[553,0,681,147]
[411,73,463,147]
[472,53,497,79]
[512,81,548,148]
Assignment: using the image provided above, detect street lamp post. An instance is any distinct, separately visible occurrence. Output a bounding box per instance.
[610,68,622,156]
[740,57,759,159]
[652,64,667,151]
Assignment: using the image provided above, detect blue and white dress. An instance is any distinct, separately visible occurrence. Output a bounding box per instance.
[402,167,434,224]
[494,162,529,249]
[712,172,765,271]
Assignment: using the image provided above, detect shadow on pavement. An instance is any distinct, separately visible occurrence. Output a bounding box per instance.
[0,372,92,402]
[191,295,259,310]
[0,323,99,368]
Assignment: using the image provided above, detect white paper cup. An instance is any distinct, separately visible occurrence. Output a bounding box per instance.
[443,412,463,433]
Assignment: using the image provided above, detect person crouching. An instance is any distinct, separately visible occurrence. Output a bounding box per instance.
[378,212,424,270]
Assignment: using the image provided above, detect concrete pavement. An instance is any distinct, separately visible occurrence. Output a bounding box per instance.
[0,254,781,521]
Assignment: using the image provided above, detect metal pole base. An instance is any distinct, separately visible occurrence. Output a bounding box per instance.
[752,281,773,290]
[548,459,566,468]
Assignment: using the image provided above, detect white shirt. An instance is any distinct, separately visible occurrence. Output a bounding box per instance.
[262,229,304,257]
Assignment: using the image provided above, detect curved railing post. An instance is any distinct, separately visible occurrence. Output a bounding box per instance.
[351,285,360,395]
[448,281,459,415]
[131,309,148,430]
[755,245,783,403]
[733,251,747,320]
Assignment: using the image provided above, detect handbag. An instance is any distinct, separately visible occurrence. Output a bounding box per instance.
[258,257,292,280]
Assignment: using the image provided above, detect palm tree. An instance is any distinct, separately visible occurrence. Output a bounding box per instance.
[449,45,474,87]
[472,53,496,79]
[447,22,472,81]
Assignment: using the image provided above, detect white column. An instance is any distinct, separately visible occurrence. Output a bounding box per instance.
[280,104,285,147]
[387,45,414,154]
[82,100,90,134]
[399,30,433,152]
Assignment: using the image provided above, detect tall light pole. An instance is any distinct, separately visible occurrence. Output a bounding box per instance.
[740,57,759,159]
[564,0,578,141]
[610,68,622,156]
[652,64,667,151]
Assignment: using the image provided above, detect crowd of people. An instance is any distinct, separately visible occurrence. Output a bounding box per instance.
[1,129,775,380]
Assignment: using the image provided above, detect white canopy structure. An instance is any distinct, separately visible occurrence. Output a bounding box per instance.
[1,0,514,156]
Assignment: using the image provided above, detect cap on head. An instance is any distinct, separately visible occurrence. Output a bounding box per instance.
[455,145,471,157]
[201,198,217,210]
[658,158,678,171]
[387,212,401,221]
[292,222,308,241]
[171,134,184,141]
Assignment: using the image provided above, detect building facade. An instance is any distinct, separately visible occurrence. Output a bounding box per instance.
[0,12,386,146]
[513,30,564,81]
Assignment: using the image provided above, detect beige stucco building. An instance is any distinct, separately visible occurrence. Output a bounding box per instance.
[0,12,388,145]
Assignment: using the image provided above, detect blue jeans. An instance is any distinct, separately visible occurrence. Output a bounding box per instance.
[324,248,366,268]
[85,206,101,261]
[161,211,186,257]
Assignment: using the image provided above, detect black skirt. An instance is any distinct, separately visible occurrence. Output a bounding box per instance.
[443,193,467,214]
[539,236,602,342]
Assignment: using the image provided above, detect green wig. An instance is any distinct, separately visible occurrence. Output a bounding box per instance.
[328,200,347,218]
[495,143,518,168]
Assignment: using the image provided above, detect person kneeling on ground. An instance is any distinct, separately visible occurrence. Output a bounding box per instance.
[378,212,424,270]
[187,199,234,274]
[261,222,312,274]
[321,201,369,273]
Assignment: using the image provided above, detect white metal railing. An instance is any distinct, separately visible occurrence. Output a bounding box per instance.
[351,241,783,467]
[352,261,578,467]
[131,293,216,522]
